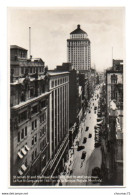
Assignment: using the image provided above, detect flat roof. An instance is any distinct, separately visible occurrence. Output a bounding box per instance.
[48,71,69,76]
[10,45,28,51]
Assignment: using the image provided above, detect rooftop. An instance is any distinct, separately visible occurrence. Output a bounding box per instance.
[70,25,87,35]
[10,45,28,51]
[48,71,69,76]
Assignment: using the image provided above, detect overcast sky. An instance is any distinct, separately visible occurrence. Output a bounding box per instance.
[8,7,125,71]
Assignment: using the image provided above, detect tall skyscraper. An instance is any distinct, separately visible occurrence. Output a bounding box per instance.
[67,24,91,71]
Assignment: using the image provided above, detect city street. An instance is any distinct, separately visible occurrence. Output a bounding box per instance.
[60,86,103,186]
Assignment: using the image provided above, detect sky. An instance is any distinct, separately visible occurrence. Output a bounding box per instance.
[8,7,125,72]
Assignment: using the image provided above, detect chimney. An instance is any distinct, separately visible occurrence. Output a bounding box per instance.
[77,24,80,29]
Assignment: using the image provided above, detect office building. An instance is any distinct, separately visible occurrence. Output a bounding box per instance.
[67,24,91,71]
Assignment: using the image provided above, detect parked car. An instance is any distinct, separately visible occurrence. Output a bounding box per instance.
[94,142,101,148]
[85,126,89,131]
[81,151,86,159]
[89,110,91,113]
[83,137,87,144]
[77,145,85,151]
[94,106,97,110]
[91,167,102,182]
[88,133,92,138]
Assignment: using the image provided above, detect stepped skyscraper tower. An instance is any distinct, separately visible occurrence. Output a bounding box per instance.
[67,24,91,71]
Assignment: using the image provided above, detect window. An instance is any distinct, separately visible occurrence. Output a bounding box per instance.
[32,149,37,161]
[31,105,38,115]
[32,137,34,146]
[32,151,34,161]
[31,134,37,146]
[32,120,37,131]
[41,100,46,109]
[40,137,46,151]
[35,120,37,128]
[18,132,20,142]
[30,88,34,97]
[40,114,45,123]
[21,91,25,102]
[32,121,34,130]
[55,80,57,86]
[34,134,37,143]
[51,80,54,88]
[21,67,24,74]
[21,129,24,139]
[25,127,27,137]
[35,148,37,157]
[58,79,60,85]
[111,74,117,84]
[40,125,46,138]
[18,126,27,143]
[19,111,27,123]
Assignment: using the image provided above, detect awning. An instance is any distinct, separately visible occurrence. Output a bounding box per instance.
[25,145,30,151]
[21,164,27,171]
[18,169,23,176]
[97,120,103,125]
[97,117,102,120]
[21,148,27,155]
[18,151,23,159]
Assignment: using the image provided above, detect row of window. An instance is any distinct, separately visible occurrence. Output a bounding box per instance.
[32,119,37,130]
[18,126,27,143]
[51,77,68,88]
[40,113,46,123]
[40,125,47,138]
[21,66,44,74]
[40,138,47,151]
[31,134,37,146]
[18,107,47,124]
[31,148,37,161]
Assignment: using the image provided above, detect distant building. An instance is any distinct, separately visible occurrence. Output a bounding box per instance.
[10,45,50,185]
[67,25,91,71]
[98,72,105,84]
[106,59,123,185]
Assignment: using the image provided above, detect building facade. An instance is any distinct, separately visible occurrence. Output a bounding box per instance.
[10,45,50,185]
[48,71,69,178]
[67,25,91,71]
[106,59,123,185]
[10,45,45,82]
[55,63,82,148]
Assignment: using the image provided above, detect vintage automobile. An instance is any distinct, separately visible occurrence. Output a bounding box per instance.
[85,126,89,131]
[81,151,86,159]
[83,137,87,144]
[91,167,102,183]
[88,133,92,138]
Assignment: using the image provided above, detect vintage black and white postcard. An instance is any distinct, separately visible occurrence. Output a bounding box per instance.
[8,7,125,187]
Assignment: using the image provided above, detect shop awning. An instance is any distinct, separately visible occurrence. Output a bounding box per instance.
[25,145,30,151]
[21,164,27,171]
[21,148,27,155]
[17,151,23,159]
[18,169,23,176]
[97,120,103,125]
